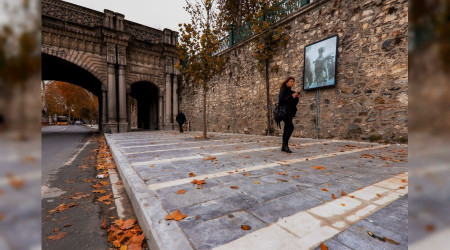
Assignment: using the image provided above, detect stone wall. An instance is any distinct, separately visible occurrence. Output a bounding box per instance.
[179,0,408,142]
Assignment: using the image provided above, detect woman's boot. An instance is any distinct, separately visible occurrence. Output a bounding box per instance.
[281,143,292,153]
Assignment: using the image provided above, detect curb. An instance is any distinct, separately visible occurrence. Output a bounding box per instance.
[104,134,193,250]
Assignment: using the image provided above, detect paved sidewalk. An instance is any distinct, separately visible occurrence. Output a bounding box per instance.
[105,131,408,250]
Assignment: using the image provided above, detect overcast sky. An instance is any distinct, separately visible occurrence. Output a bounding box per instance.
[64,0,190,32]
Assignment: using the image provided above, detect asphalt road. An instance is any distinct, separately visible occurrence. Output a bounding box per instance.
[42,125,96,187]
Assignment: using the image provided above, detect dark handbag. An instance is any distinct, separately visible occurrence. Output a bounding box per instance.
[273,103,288,128]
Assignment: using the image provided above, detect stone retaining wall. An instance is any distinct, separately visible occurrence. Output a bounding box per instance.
[179,0,408,142]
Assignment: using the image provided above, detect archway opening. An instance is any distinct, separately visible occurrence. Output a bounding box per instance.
[130,82,159,130]
[42,53,104,130]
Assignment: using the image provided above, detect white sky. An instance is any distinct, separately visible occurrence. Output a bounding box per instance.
[63,0,191,31]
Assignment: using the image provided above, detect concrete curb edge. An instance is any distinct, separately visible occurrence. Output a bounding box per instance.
[104,134,193,250]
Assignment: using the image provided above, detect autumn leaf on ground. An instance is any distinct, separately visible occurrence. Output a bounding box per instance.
[399,186,406,189]
[278,171,288,176]
[244,156,250,159]
[49,203,78,214]
[320,243,328,250]
[241,225,252,230]
[176,189,186,194]
[253,181,260,184]
[383,237,400,245]
[100,181,109,186]
[349,195,355,198]
[321,188,328,192]
[401,179,407,183]
[166,210,187,221]
[69,192,90,200]
[101,218,108,229]
[127,234,145,250]
[331,194,337,199]
[340,190,347,196]
[277,179,288,182]
[92,189,107,193]
[64,180,75,184]
[53,228,60,232]
[191,179,206,186]
[93,184,102,188]
[6,173,24,189]
[341,203,346,206]
[189,172,196,177]
[292,175,301,179]
[114,218,136,230]
[98,194,112,203]
[203,156,217,161]
[376,193,382,197]
[230,186,239,189]
[0,213,4,221]
[47,232,67,241]
[313,166,325,170]
[242,173,250,176]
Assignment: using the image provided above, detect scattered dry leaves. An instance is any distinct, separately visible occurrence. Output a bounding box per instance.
[321,243,328,250]
[49,203,78,214]
[69,192,90,200]
[93,184,102,188]
[331,194,337,199]
[101,218,108,229]
[341,203,346,206]
[241,225,251,230]
[191,179,206,186]
[189,172,196,177]
[340,190,347,196]
[166,210,187,221]
[6,173,24,189]
[98,194,113,204]
[92,189,107,193]
[176,189,186,194]
[203,156,217,161]
[313,166,325,170]
[321,188,328,192]
[47,232,68,241]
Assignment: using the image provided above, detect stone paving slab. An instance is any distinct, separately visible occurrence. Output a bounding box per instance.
[105,131,408,249]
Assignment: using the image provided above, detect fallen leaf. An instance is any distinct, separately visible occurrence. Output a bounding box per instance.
[241,225,251,230]
[425,224,435,232]
[116,219,136,230]
[7,174,24,189]
[120,245,128,250]
[321,188,328,192]
[292,175,301,179]
[191,179,206,186]
[176,189,186,194]
[101,218,107,229]
[331,194,337,199]
[340,190,347,196]
[203,156,217,161]
[277,179,288,182]
[278,171,288,176]
[93,184,102,188]
[313,166,325,170]
[321,243,328,250]
[242,173,250,176]
[349,195,355,198]
[128,234,145,250]
[100,181,109,186]
[383,237,400,245]
[53,228,60,232]
[399,186,406,189]
[341,203,346,206]
[253,181,260,184]
[0,214,4,221]
[166,210,187,221]
[49,203,78,214]
[98,194,112,203]
[149,165,155,168]
[189,172,196,177]
[230,186,239,189]
[401,179,407,183]
[244,156,250,159]
[69,192,90,200]
[63,224,71,227]
[64,180,75,184]
[376,193,382,197]
[92,189,107,193]
[47,232,67,241]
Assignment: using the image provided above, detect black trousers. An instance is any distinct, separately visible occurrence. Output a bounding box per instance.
[178,122,184,133]
[282,116,294,145]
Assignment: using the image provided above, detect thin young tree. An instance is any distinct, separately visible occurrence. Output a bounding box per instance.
[251,0,289,135]
[177,0,225,139]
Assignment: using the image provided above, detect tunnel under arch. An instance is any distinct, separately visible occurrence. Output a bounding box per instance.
[42,53,104,130]
[130,81,159,130]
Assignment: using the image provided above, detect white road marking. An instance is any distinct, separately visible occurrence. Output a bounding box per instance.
[134,141,330,167]
[147,144,389,191]
[123,141,262,155]
[119,138,235,149]
[64,139,91,166]
[214,172,408,250]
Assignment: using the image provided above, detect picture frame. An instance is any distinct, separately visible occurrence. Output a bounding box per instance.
[302,35,338,91]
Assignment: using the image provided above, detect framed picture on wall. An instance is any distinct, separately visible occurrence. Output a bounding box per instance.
[303,35,338,91]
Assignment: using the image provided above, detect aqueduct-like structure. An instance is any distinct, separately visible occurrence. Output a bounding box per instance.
[42,0,180,132]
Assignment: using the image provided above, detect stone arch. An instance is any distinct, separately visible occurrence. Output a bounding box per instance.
[42,46,107,90]
[126,74,164,91]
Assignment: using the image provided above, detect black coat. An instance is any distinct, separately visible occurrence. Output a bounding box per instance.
[278,85,299,117]
[176,113,186,124]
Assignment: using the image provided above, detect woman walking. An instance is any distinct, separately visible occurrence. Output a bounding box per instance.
[279,76,299,153]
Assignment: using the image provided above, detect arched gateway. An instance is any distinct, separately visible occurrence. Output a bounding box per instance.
[42,0,180,132]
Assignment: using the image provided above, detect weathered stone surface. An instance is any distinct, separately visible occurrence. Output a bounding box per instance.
[179,0,408,141]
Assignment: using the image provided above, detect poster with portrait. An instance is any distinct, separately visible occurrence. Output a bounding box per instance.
[303,35,338,91]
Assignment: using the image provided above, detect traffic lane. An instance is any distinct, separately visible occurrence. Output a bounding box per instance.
[42,125,97,186]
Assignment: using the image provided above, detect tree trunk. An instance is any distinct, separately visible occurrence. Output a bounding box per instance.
[265,59,271,136]
[202,85,207,139]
